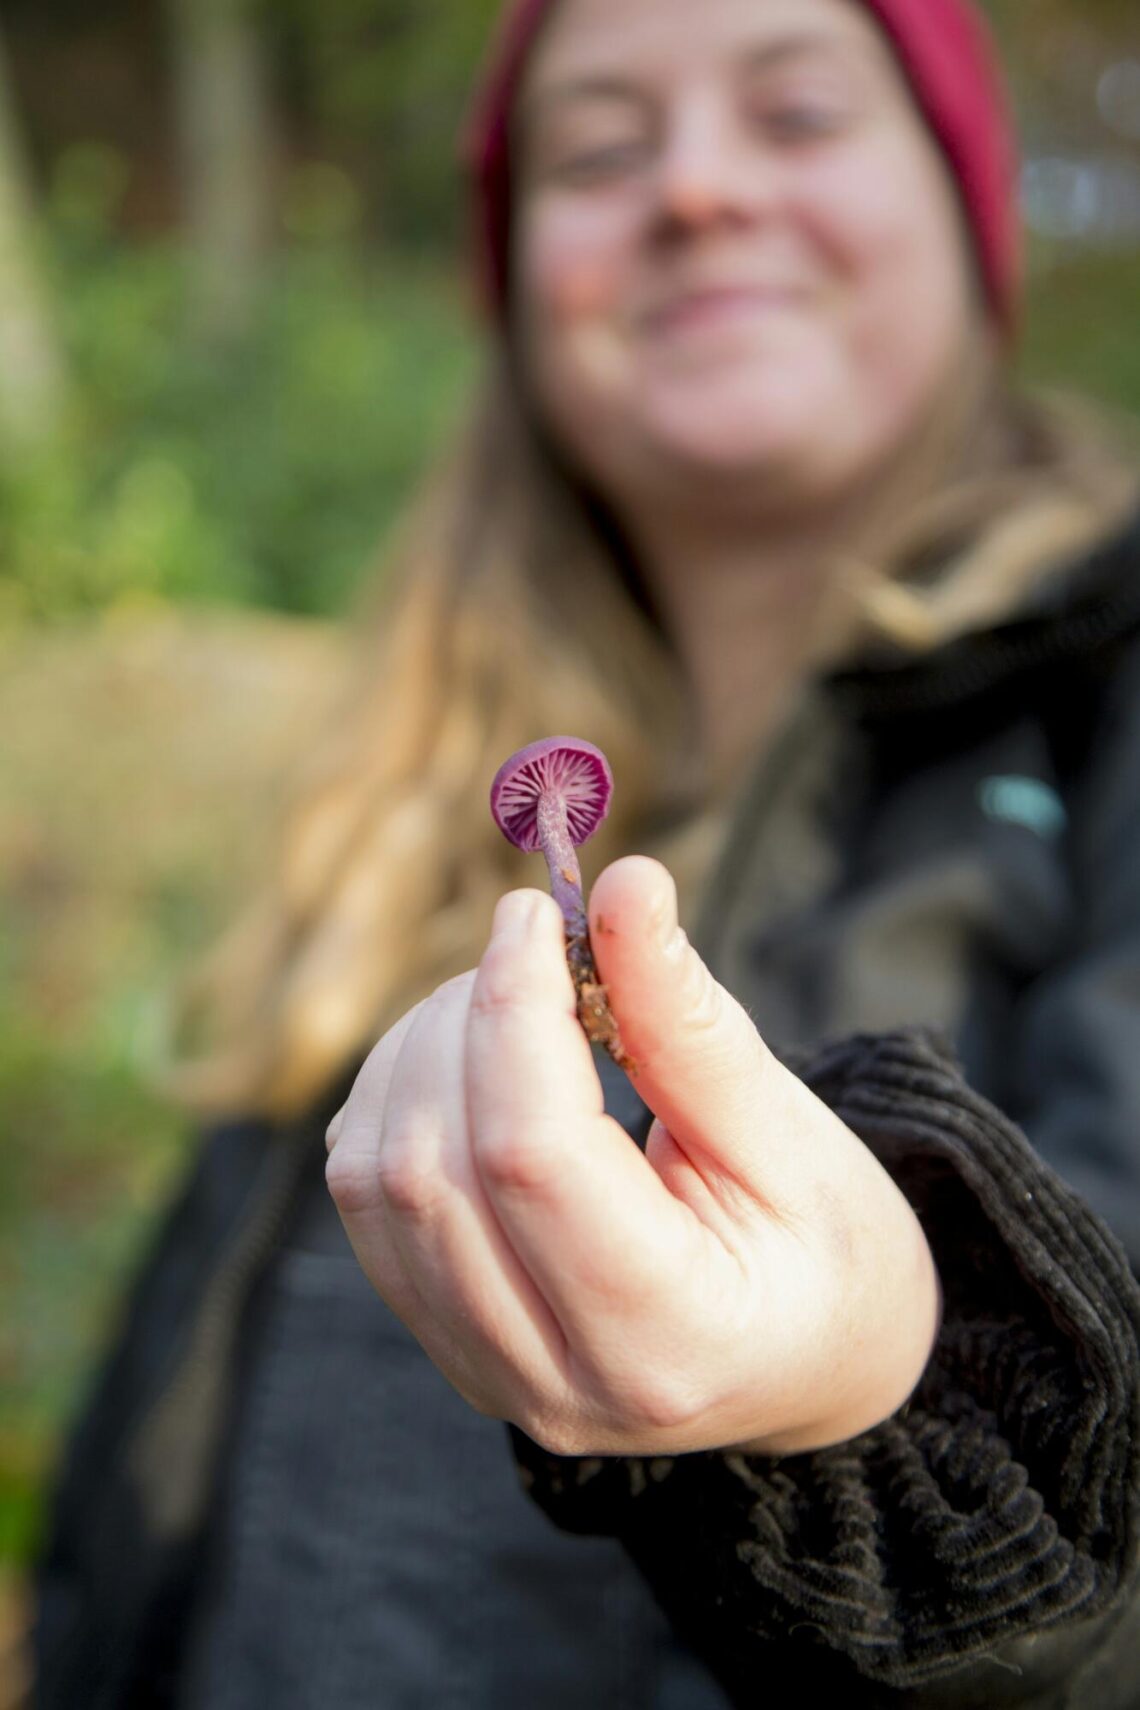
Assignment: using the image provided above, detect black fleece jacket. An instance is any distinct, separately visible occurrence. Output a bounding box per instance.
[34,505,1140,1708]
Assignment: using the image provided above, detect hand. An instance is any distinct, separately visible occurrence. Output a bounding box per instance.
[325,856,942,1459]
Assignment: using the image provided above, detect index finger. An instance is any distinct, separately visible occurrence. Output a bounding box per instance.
[465,889,702,1360]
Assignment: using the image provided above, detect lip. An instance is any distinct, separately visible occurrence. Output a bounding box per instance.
[640,285,803,337]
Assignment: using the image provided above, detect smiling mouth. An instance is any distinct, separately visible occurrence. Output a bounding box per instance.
[642,287,803,337]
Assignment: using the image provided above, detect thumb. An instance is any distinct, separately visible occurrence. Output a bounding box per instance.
[588,855,804,1191]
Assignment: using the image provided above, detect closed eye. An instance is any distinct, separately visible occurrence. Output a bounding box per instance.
[547,141,651,185]
[752,102,853,144]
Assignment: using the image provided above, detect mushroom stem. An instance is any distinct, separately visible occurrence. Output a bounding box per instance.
[488,734,635,1074]
[536,790,588,938]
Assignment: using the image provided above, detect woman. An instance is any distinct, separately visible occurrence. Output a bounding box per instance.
[35,0,1140,1704]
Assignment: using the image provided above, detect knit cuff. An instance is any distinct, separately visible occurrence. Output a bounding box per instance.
[508,1027,1140,1692]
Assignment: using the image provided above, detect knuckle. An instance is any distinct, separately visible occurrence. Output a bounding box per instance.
[376,1145,442,1219]
[472,938,530,1018]
[522,1411,594,1459]
[621,1369,699,1436]
[325,1145,381,1217]
[677,948,726,1037]
[474,1127,551,1195]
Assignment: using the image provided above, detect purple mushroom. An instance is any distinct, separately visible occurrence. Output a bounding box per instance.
[490,736,613,937]
[490,736,634,1072]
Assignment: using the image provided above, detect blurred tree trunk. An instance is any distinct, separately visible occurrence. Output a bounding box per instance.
[0,25,68,450]
[166,0,277,347]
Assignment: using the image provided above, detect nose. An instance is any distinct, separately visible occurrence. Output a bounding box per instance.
[651,94,774,232]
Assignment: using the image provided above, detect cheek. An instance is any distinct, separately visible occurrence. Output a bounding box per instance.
[515,199,641,432]
[806,145,975,423]
[517,199,634,327]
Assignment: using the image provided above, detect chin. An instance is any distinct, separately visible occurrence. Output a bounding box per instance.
[647,414,839,485]
[551,382,869,516]
[642,368,843,454]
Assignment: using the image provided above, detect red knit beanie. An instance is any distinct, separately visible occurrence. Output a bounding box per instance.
[462,0,1023,336]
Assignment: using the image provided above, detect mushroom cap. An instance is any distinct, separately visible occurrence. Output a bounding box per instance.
[490,736,614,853]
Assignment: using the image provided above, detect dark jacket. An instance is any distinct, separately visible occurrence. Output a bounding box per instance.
[35,504,1140,1708]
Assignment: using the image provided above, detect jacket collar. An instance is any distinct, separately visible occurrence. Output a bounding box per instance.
[827,499,1140,717]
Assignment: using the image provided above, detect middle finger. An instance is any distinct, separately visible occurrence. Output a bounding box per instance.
[379,971,574,1408]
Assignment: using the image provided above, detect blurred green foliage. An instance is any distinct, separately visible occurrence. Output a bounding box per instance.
[0,250,477,623]
[0,145,480,624]
[1020,244,1140,412]
[271,0,503,247]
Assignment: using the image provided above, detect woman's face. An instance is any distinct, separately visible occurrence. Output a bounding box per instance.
[511,0,987,522]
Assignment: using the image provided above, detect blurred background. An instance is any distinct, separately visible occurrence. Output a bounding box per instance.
[0,0,1137,1698]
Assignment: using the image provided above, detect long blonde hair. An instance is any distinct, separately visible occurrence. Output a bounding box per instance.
[161,346,1138,1120]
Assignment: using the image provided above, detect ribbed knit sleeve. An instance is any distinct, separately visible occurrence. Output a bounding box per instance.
[508,1027,1140,1698]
